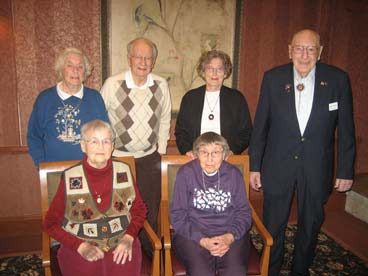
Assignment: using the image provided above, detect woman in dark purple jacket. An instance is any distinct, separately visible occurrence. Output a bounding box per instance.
[170,132,252,275]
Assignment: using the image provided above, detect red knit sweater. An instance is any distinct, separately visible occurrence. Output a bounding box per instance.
[43,156,147,251]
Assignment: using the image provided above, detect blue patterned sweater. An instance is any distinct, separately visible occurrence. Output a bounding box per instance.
[27,86,109,166]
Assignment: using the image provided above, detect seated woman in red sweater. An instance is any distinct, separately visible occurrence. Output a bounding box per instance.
[44,119,147,276]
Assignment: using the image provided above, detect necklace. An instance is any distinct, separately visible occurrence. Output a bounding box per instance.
[201,169,220,192]
[89,171,107,204]
[94,182,106,204]
[205,94,220,120]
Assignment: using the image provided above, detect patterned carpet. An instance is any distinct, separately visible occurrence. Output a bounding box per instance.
[0,225,367,275]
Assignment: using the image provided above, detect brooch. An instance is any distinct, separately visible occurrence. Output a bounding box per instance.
[285,84,292,93]
[320,81,328,86]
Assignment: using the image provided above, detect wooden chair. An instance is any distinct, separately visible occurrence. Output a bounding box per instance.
[39,157,161,276]
[159,154,273,276]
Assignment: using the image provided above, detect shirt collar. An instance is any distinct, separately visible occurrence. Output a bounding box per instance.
[293,66,316,82]
[57,82,84,100]
[125,69,154,89]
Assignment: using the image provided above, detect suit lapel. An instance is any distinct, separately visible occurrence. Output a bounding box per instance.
[303,63,324,136]
[287,65,302,137]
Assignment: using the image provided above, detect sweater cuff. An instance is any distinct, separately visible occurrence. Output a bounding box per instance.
[157,141,168,154]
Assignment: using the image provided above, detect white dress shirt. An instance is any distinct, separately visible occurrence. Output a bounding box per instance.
[294,67,315,135]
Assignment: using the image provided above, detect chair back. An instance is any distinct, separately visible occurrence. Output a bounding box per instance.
[161,154,250,208]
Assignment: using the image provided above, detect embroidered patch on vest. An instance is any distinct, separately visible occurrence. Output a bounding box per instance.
[114,201,125,211]
[117,172,128,183]
[69,177,83,189]
[83,223,98,237]
[64,221,80,235]
[109,217,123,233]
[81,208,94,220]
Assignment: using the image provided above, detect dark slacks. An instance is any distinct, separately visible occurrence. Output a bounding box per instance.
[263,168,325,276]
[135,151,161,256]
[173,233,250,276]
[57,238,142,276]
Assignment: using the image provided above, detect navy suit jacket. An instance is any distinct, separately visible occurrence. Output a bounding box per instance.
[175,85,252,154]
[249,63,355,199]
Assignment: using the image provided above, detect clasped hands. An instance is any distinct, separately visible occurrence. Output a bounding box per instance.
[199,233,234,257]
[77,234,134,264]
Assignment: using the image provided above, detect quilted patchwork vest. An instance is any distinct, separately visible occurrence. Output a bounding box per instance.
[62,161,135,252]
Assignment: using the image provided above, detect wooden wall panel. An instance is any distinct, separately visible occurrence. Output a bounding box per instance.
[0,0,20,146]
[0,148,40,218]
[325,1,368,174]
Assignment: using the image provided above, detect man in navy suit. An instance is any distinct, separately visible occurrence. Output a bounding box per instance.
[249,29,355,275]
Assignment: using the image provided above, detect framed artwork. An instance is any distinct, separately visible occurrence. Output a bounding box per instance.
[102,0,243,114]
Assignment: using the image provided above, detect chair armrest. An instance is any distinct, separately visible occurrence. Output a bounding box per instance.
[160,200,173,276]
[142,220,161,276]
[250,204,273,276]
[161,201,171,249]
[42,231,52,276]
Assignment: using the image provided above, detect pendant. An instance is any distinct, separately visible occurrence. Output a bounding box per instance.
[97,196,102,204]
[297,83,305,92]
[208,114,214,120]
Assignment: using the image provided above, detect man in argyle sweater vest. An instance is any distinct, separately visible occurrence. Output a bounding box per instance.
[101,37,171,255]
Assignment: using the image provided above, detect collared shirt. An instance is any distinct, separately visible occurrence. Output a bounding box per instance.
[56,82,84,100]
[294,67,315,135]
[125,69,154,89]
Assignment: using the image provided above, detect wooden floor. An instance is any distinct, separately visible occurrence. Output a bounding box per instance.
[0,192,367,265]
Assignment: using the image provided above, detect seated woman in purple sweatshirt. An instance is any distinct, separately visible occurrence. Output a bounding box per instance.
[170,132,252,275]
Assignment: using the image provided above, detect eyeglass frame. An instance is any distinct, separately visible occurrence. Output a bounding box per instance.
[291,45,320,55]
[129,55,154,63]
[82,137,115,147]
[204,66,225,74]
[197,150,224,159]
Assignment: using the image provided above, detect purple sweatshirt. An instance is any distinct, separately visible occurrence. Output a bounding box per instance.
[170,159,252,243]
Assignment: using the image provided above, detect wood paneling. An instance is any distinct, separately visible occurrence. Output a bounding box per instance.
[0,0,20,145]
[0,147,40,218]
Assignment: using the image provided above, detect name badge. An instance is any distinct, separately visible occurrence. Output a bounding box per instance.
[329,102,338,111]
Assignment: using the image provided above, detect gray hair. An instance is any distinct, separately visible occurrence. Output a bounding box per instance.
[193,132,231,158]
[196,50,232,81]
[54,47,92,82]
[81,120,116,141]
[127,37,158,62]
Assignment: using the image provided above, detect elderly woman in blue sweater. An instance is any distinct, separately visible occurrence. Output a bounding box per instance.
[170,132,252,275]
[27,47,109,167]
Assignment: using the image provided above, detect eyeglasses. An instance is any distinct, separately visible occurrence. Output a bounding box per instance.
[65,63,85,71]
[292,45,320,55]
[198,150,224,159]
[130,55,153,63]
[205,67,225,74]
[83,138,114,147]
